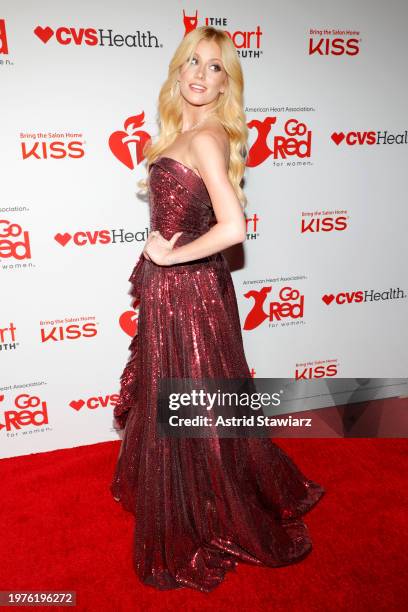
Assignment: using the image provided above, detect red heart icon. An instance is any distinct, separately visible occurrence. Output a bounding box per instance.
[70,400,85,411]
[331,132,345,145]
[34,26,54,43]
[119,309,139,337]
[322,294,335,305]
[0,394,4,402]
[54,232,71,246]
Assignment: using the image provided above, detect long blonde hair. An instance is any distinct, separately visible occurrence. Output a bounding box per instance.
[138,26,249,209]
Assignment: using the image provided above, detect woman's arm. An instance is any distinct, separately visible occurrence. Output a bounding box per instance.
[145,131,246,266]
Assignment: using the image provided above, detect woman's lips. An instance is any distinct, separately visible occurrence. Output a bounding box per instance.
[189,84,206,93]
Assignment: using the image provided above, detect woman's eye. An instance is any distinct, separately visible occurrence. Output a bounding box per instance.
[190,57,221,72]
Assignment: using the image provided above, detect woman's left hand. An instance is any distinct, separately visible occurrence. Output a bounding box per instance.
[143,230,183,266]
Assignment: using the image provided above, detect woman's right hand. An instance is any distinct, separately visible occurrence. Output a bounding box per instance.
[142,231,160,261]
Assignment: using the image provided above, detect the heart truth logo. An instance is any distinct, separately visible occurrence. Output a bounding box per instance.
[182,11,263,52]
[0,322,17,351]
[321,288,406,305]
[33,25,159,48]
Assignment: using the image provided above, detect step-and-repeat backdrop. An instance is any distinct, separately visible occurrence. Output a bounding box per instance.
[1,1,407,458]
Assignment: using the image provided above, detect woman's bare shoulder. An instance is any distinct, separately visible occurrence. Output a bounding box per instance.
[189,119,230,168]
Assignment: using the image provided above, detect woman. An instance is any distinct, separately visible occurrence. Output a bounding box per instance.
[110,25,325,592]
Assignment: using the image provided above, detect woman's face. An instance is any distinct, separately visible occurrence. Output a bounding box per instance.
[178,39,227,108]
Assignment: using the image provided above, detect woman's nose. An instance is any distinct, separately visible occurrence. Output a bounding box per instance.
[194,67,204,79]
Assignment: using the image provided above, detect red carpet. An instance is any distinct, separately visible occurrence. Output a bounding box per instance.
[1,436,407,611]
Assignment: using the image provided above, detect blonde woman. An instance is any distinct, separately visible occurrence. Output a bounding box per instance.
[110,25,325,592]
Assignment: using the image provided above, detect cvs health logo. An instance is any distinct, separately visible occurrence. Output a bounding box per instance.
[69,394,118,413]
[109,112,151,169]
[331,129,408,146]
[244,286,305,330]
[34,25,97,45]
[331,131,376,146]
[246,117,312,167]
[54,227,149,247]
[322,291,363,306]
[0,393,49,433]
[0,219,31,261]
[40,317,98,343]
[33,25,158,48]
[322,287,406,306]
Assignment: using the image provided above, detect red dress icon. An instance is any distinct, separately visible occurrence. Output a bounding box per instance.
[110,156,325,592]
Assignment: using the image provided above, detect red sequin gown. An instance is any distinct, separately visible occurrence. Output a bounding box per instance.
[110,156,325,592]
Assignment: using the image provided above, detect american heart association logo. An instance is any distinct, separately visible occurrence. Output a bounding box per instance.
[109,112,151,170]
[119,306,140,337]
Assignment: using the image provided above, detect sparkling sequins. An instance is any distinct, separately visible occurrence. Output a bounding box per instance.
[110,156,326,592]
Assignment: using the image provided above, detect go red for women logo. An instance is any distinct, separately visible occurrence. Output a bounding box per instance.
[246,117,312,167]
[244,286,305,330]
[0,393,49,432]
[0,219,31,261]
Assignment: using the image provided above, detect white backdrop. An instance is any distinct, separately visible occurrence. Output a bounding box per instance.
[1,0,407,458]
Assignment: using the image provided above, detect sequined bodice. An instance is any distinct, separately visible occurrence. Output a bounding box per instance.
[148,156,216,248]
